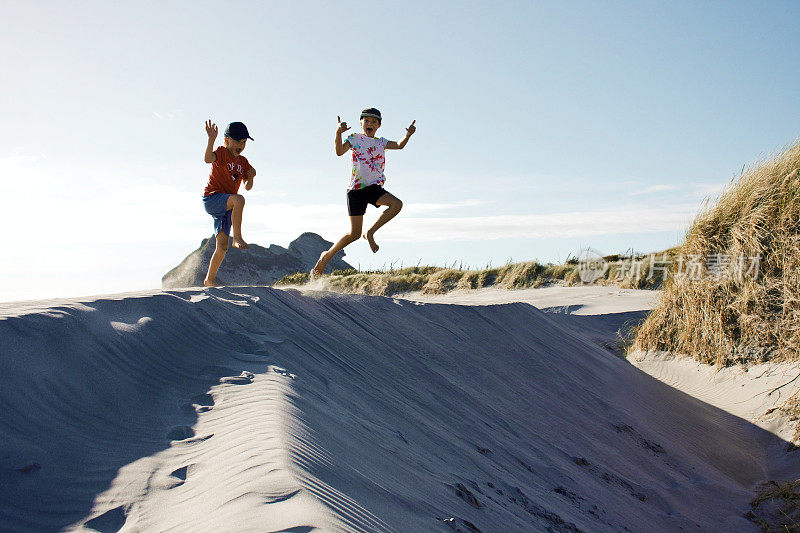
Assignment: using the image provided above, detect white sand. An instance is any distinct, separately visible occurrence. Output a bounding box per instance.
[0,285,796,532]
[400,284,661,315]
[629,351,800,455]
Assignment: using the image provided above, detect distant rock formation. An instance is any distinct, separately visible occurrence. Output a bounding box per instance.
[162,232,352,289]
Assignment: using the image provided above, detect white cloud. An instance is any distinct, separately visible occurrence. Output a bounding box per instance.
[240,201,702,245]
[690,181,728,198]
[152,110,182,120]
[400,199,487,215]
[376,203,701,242]
[625,181,729,200]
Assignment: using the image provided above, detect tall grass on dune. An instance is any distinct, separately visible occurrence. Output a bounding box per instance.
[632,141,800,366]
[276,251,675,296]
[277,261,590,295]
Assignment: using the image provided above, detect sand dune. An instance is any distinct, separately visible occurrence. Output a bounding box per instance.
[0,286,794,532]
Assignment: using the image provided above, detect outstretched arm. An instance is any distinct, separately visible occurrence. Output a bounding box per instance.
[386,120,416,150]
[204,120,218,163]
[335,116,352,156]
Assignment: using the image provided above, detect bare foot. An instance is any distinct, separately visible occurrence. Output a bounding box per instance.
[364,232,379,253]
[203,278,218,287]
[312,251,330,277]
[231,237,249,250]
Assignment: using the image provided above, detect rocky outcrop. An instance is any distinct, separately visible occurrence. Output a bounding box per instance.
[162,232,351,288]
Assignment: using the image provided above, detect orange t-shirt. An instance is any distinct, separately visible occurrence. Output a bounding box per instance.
[203,146,251,196]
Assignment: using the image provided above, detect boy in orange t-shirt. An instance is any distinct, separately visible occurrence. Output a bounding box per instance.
[201,120,256,287]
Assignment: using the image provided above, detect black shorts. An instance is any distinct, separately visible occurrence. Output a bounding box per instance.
[347,184,389,216]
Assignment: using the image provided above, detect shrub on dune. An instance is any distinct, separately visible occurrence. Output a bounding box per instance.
[632,141,800,366]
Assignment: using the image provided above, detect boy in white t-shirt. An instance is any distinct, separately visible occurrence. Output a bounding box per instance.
[312,107,416,277]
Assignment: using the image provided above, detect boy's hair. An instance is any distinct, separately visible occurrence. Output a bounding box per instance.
[360,108,382,124]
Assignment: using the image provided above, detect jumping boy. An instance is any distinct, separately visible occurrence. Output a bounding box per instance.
[312,108,416,277]
[201,119,256,287]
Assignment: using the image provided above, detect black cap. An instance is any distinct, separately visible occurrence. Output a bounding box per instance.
[224,122,254,141]
[359,108,382,122]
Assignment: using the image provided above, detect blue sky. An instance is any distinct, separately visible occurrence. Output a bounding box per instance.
[2,1,799,301]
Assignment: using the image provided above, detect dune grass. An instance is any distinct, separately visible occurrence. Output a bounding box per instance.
[275,252,673,297]
[631,141,800,367]
[746,478,800,532]
[619,140,800,532]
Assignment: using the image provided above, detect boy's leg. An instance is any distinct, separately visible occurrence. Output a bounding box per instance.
[364,192,403,253]
[226,194,249,249]
[204,232,230,287]
[312,216,363,276]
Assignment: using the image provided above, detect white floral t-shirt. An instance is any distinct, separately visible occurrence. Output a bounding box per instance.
[346,133,388,190]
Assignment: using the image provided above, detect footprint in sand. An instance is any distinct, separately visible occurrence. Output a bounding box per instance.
[167,425,214,445]
[193,392,214,406]
[230,332,262,352]
[441,517,482,533]
[612,423,666,455]
[181,392,215,414]
[571,456,651,504]
[263,489,302,504]
[199,365,238,381]
[84,505,126,532]
[220,370,255,384]
[167,426,194,441]
[16,462,41,473]
[151,464,194,490]
[454,483,482,509]
[164,465,190,488]
[248,333,288,356]
[271,366,296,379]
[174,434,214,446]
[170,465,189,482]
[258,333,286,344]
[232,331,285,353]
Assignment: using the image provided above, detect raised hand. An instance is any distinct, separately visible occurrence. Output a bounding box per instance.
[337,115,350,134]
[205,120,218,141]
[406,119,416,136]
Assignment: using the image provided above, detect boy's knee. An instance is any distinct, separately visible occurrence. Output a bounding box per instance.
[227,194,245,210]
[216,234,230,251]
[394,199,403,211]
[346,232,360,242]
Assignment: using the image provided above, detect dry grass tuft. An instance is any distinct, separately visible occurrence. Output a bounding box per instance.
[631,141,800,366]
[275,252,669,297]
[746,477,800,532]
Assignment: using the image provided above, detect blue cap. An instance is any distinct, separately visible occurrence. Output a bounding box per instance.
[360,108,382,121]
[224,122,254,141]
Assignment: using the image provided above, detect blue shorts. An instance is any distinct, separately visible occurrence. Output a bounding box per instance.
[203,193,232,236]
